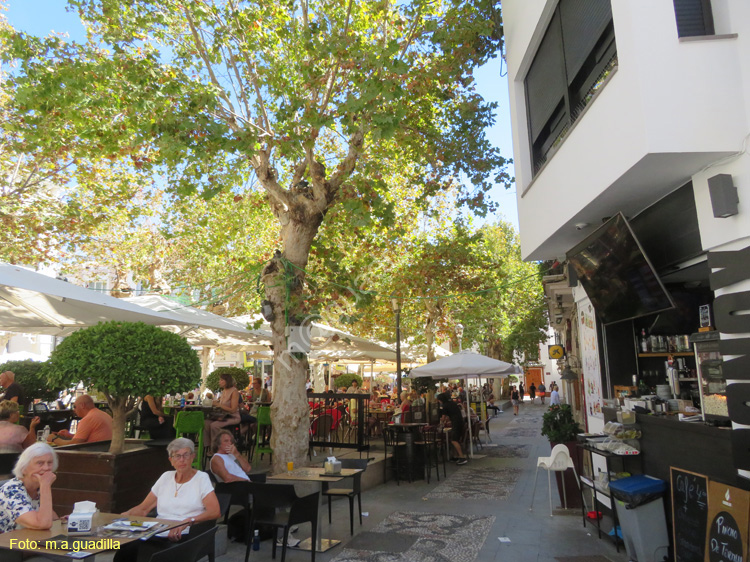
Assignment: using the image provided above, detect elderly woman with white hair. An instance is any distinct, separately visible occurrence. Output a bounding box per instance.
[114,438,220,561]
[0,442,58,533]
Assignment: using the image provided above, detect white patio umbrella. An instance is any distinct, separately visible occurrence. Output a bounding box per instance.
[124,296,272,351]
[233,315,401,360]
[410,350,520,457]
[125,296,274,385]
[0,263,192,335]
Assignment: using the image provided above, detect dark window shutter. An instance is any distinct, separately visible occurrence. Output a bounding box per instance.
[560,0,613,85]
[673,0,715,37]
[525,11,566,143]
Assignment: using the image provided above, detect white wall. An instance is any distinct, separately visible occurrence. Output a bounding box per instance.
[504,0,750,260]
[537,327,562,389]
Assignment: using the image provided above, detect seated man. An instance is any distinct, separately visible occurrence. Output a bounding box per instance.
[48,395,113,445]
[0,371,25,405]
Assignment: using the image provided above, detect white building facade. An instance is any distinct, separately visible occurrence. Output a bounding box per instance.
[505,0,750,449]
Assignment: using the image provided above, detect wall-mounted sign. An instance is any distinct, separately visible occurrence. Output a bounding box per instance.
[548,345,565,359]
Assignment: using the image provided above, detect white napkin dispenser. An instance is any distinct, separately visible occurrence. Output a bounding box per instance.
[324,458,341,474]
[67,501,96,535]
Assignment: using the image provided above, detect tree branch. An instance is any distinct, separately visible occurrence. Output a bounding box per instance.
[225,0,273,134]
[255,150,291,223]
[328,129,364,191]
[301,0,309,28]
[183,7,244,130]
[291,159,307,186]
[319,0,353,115]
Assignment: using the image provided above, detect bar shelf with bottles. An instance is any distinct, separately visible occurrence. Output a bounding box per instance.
[689,331,727,421]
[635,329,699,406]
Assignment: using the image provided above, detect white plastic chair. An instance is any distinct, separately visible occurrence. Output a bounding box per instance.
[529,444,581,516]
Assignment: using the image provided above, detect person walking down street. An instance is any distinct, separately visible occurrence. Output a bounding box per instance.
[538,382,547,405]
[511,386,520,416]
[529,382,536,403]
[518,382,525,403]
[549,384,561,406]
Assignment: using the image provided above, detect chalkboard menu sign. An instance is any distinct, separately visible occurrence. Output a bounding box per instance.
[706,481,750,562]
[671,468,709,562]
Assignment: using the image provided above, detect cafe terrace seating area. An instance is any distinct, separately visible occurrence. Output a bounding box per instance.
[0,400,638,562]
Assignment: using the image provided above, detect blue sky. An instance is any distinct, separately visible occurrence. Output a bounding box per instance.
[5,0,519,228]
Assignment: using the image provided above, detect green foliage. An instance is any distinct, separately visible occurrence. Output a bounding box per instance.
[541,404,582,444]
[333,373,362,390]
[205,366,251,394]
[0,359,65,406]
[41,321,201,401]
[410,376,437,396]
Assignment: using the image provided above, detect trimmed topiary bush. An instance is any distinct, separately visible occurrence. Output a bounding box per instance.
[205,366,250,393]
[42,321,201,454]
[333,373,362,390]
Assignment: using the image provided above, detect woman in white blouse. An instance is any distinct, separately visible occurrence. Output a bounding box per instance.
[114,438,220,561]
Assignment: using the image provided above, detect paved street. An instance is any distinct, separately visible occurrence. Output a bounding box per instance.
[214,401,630,562]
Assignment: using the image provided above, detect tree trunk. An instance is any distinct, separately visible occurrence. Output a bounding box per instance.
[262,220,321,474]
[108,398,128,454]
[312,363,325,392]
[424,300,442,363]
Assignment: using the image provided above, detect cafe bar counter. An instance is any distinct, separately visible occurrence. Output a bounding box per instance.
[634,412,749,490]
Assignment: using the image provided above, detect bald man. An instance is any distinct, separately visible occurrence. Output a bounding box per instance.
[49,394,112,446]
[0,371,25,405]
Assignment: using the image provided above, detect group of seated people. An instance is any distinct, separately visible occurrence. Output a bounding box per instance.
[0,394,114,456]
[0,428,255,560]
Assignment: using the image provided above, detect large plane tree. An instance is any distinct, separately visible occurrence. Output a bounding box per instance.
[2,0,508,471]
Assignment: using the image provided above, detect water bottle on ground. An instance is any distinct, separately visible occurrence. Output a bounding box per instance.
[253,530,260,551]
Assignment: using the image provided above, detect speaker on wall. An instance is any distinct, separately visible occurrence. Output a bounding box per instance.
[708,173,739,218]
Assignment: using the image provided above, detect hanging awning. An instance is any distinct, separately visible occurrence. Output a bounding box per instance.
[0,263,190,335]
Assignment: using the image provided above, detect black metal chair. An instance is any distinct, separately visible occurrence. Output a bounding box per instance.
[382,426,406,485]
[247,483,319,562]
[147,525,218,562]
[308,413,334,459]
[214,475,267,549]
[415,425,441,483]
[322,458,368,535]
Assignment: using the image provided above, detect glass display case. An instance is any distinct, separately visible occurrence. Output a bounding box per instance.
[690,331,727,420]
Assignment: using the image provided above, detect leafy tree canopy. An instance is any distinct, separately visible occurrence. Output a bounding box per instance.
[0,359,65,406]
[42,321,201,400]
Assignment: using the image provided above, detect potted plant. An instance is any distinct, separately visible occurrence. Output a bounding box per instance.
[541,403,582,443]
[40,321,201,515]
[43,321,201,454]
[541,404,583,509]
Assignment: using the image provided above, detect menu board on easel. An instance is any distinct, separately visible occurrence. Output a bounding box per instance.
[671,467,708,562]
[705,480,750,562]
